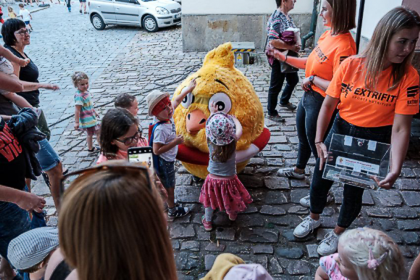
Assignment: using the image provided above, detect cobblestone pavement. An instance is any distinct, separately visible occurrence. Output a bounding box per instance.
[8,4,420,279]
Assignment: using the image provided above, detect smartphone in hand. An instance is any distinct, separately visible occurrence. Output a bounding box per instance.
[128,147,153,169]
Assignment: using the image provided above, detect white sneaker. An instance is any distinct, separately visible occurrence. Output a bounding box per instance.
[299,192,334,208]
[317,231,340,256]
[293,216,321,238]
[277,168,305,180]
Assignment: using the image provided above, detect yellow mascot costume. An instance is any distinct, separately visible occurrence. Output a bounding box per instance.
[174,43,270,179]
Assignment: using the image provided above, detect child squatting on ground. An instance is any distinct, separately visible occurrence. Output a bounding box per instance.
[72,71,100,153]
[146,79,196,221]
[315,227,404,280]
[199,105,253,231]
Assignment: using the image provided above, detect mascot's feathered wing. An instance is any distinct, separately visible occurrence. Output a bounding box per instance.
[173,43,270,179]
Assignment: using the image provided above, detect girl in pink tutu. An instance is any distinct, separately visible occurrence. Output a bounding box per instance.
[199,106,253,231]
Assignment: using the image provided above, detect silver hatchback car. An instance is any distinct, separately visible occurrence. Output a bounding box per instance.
[88,0,182,32]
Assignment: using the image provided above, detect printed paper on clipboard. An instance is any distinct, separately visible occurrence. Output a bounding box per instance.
[322,133,391,190]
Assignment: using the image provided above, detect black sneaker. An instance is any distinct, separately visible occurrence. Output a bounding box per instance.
[280,103,297,110]
[168,206,190,222]
[266,113,285,122]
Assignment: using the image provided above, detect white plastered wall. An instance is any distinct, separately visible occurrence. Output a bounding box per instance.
[182,0,313,15]
[356,0,403,40]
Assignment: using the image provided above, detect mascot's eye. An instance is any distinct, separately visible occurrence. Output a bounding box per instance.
[181,92,195,108]
[209,93,232,114]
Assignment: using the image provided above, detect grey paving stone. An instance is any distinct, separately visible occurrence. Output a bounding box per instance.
[264,177,290,190]
[225,244,251,255]
[265,191,289,205]
[399,179,420,191]
[260,205,287,216]
[238,174,264,188]
[204,255,217,271]
[180,241,200,252]
[282,229,315,243]
[306,244,319,259]
[249,158,265,166]
[205,242,226,252]
[269,257,284,275]
[402,232,420,245]
[252,245,274,254]
[288,206,309,215]
[401,169,416,178]
[176,252,200,270]
[239,228,279,243]
[273,144,292,151]
[387,231,404,244]
[215,228,236,241]
[398,220,420,231]
[241,206,259,214]
[375,190,403,207]
[175,186,201,203]
[267,158,284,166]
[269,136,287,144]
[275,248,304,259]
[376,219,396,232]
[170,224,196,239]
[290,179,309,188]
[287,261,311,275]
[366,208,393,218]
[401,192,420,207]
[393,209,419,219]
[172,240,180,250]
[236,214,265,227]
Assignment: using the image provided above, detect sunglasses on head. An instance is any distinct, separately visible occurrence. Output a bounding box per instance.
[60,162,151,197]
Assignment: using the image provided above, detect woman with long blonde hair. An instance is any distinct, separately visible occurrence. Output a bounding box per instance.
[294,6,420,256]
[58,161,177,280]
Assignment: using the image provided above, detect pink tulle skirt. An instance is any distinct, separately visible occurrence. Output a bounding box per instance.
[199,174,253,216]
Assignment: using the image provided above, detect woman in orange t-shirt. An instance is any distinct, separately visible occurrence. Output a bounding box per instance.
[293,7,420,256]
[274,0,356,187]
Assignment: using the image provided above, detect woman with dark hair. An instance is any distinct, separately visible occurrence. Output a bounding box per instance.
[266,0,300,122]
[274,0,356,205]
[293,6,420,256]
[1,18,64,209]
[2,18,51,139]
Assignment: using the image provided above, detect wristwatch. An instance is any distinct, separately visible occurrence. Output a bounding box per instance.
[309,75,315,84]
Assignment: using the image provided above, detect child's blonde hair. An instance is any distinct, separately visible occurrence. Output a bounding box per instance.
[71,71,89,87]
[339,227,404,279]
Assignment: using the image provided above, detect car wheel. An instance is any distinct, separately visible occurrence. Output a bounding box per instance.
[91,14,105,30]
[143,15,158,32]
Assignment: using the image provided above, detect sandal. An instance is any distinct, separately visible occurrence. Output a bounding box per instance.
[88,147,100,153]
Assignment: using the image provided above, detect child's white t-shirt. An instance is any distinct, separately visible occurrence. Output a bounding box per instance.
[19,9,31,22]
[153,118,178,162]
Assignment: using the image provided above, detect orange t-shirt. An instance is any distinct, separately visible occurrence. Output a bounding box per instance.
[327,56,420,127]
[305,30,356,97]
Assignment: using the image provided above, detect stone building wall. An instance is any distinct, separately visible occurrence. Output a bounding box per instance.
[182,13,314,52]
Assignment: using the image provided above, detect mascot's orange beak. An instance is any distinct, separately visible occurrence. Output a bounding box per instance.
[186,109,207,134]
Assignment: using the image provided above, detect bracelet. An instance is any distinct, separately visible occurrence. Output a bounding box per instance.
[284,55,288,63]
[315,141,323,144]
